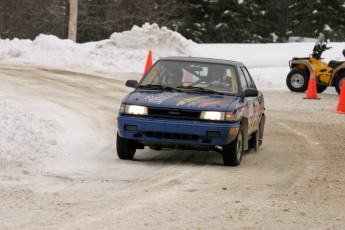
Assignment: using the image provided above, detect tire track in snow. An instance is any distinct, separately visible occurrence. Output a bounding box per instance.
[275,122,325,192]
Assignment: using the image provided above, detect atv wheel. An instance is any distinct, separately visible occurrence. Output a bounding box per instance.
[335,75,345,95]
[317,85,328,93]
[223,128,243,166]
[286,68,309,92]
[116,132,136,160]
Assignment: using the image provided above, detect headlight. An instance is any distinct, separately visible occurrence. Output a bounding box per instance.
[200,111,224,120]
[121,104,148,115]
[200,111,238,121]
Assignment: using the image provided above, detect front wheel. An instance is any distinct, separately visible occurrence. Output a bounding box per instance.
[335,75,345,95]
[116,132,136,160]
[286,68,309,92]
[222,129,243,166]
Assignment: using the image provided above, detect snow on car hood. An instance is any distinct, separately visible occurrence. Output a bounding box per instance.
[124,90,239,111]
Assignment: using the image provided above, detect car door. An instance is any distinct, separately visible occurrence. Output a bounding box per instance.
[238,66,261,135]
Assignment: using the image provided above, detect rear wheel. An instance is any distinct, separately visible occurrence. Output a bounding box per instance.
[335,75,345,95]
[116,132,136,160]
[286,68,309,92]
[223,129,243,166]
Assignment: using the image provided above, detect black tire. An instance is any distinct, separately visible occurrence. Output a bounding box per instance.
[317,85,328,93]
[222,129,243,166]
[286,68,309,92]
[116,132,136,160]
[335,75,345,95]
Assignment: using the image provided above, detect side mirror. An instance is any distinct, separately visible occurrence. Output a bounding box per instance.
[244,88,259,97]
[343,49,345,58]
[125,80,139,88]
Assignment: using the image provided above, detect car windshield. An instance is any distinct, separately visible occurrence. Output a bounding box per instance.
[139,60,239,95]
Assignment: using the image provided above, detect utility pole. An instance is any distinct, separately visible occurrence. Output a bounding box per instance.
[68,0,78,42]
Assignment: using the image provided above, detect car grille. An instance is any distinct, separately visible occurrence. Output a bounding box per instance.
[148,107,200,119]
[145,131,199,141]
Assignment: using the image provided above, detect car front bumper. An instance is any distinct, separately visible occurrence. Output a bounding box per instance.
[117,115,240,146]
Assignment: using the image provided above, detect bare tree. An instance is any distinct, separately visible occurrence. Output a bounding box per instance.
[0,0,183,42]
[77,0,183,42]
[0,0,68,39]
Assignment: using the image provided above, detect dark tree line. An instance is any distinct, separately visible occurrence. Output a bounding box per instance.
[77,0,183,42]
[0,0,345,43]
[0,0,69,40]
[179,0,345,43]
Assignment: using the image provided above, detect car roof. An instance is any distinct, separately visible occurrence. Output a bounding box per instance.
[158,56,243,66]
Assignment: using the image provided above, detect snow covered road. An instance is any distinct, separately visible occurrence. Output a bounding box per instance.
[1,64,345,229]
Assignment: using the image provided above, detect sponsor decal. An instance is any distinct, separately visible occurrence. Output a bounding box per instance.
[251,102,262,129]
[145,92,183,104]
[239,106,248,117]
[235,112,242,121]
[177,96,227,107]
[197,100,228,108]
[176,96,204,106]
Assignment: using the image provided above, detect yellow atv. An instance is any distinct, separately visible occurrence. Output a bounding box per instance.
[286,33,345,94]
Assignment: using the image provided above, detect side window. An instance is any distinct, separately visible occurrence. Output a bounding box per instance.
[241,67,256,89]
[237,67,248,91]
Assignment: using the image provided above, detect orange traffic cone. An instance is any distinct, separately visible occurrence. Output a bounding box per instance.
[337,79,345,114]
[143,50,153,75]
[304,68,319,100]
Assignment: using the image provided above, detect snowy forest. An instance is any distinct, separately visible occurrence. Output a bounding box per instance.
[0,0,345,43]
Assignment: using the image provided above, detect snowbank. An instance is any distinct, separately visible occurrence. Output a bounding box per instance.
[0,23,196,73]
[0,23,344,74]
[109,23,195,54]
[0,95,58,180]
[91,23,196,72]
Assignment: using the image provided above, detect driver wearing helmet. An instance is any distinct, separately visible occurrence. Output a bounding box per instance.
[165,65,183,87]
[167,73,183,87]
[209,71,222,86]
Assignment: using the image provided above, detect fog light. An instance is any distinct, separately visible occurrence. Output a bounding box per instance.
[229,127,239,135]
[125,125,138,131]
[206,131,221,137]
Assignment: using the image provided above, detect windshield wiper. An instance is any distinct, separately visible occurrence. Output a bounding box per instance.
[138,84,182,91]
[176,86,227,95]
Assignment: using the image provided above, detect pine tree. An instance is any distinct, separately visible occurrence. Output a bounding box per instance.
[213,0,245,43]
[288,0,345,41]
[178,0,212,43]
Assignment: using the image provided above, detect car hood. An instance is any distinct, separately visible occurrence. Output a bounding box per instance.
[123,90,239,111]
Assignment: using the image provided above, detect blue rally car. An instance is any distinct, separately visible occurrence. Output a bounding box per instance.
[117,57,265,166]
